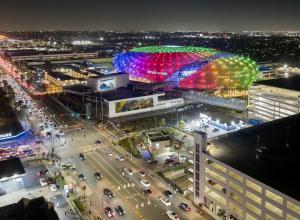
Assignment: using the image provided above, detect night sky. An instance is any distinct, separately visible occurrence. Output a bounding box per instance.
[0,0,299,31]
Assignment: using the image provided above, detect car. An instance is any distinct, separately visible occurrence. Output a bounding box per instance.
[103,188,114,198]
[104,207,115,218]
[160,197,171,206]
[212,128,220,132]
[106,151,113,157]
[37,169,49,176]
[116,155,125,161]
[61,163,72,169]
[80,127,84,132]
[95,140,101,145]
[179,155,188,162]
[49,184,57,192]
[39,178,48,187]
[94,171,102,180]
[147,159,158,164]
[46,177,56,184]
[143,188,152,195]
[178,202,191,211]
[138,169,146,177]
[166,210,180,220]
[59,130,64,136]
[115,205,125,216]
[124,167,133,175]
[164,190,173,198]
[78,174,86,181]
[140,179,150,188]
[79,153,85,160]
[0,189,7,196]
[168,154,177,159]
[172,162,181,166]
[164,158,174,165]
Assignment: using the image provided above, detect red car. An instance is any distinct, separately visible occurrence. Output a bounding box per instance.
[37,169,49,176]
[104,207,115,218]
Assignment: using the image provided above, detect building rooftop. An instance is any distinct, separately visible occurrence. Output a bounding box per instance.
[89,87,156,101]
[0,158,25,181]
[66,84,156,101]
[4,49,72,57]
[0,196,59,220]
[0,88,24,136]
[209,113,300,202]
[47,71,78,81]
[255,75,300,92]
[87,70,128,78]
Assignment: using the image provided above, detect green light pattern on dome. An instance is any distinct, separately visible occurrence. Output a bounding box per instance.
[130,46,219,54]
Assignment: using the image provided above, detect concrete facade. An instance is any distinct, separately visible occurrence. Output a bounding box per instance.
[193,131,300,220]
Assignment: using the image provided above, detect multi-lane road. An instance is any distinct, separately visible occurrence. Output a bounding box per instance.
[45,123,211,220]
[1,58,212,220]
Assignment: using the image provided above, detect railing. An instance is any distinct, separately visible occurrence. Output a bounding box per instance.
[183,91,247,110]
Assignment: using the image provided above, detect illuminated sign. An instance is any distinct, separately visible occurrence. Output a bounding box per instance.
[115,98,154,113]
[147,71,168,76]
[99,78,115,91]
[0,133,12,139]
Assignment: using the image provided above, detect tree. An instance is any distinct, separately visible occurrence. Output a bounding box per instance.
[179,120,185,129]
[158,118,166,127]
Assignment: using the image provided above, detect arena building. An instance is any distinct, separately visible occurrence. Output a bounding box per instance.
[113,46,259,96]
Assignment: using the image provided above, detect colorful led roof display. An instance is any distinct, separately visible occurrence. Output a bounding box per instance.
[113,46,259,90]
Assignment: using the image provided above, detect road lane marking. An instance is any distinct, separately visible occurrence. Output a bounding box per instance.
[86,152,138,203]
[93,150,148,201]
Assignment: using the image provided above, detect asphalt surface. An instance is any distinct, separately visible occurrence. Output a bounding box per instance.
[1,58,213,220]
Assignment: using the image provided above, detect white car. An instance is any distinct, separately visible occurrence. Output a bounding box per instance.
[39,178,48,187]
[49,184,57,192]
[166,210,180,220]
[179,155,188,162]
[124,167,133,175]
[140,179,150,188]
[116,155,125,161]
[106,151,113,157]
[160,197,171,206]
[137,169,146,177]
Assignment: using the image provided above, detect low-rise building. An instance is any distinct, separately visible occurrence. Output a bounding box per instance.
[143,130,171,154]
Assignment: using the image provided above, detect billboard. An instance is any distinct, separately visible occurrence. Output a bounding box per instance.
[115,97,154,113]
[99,78,115,91]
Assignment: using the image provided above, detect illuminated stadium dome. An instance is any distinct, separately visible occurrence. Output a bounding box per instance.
[113,46,259,90]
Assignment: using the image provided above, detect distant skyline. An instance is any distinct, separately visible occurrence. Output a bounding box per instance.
[0,0,299,32]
